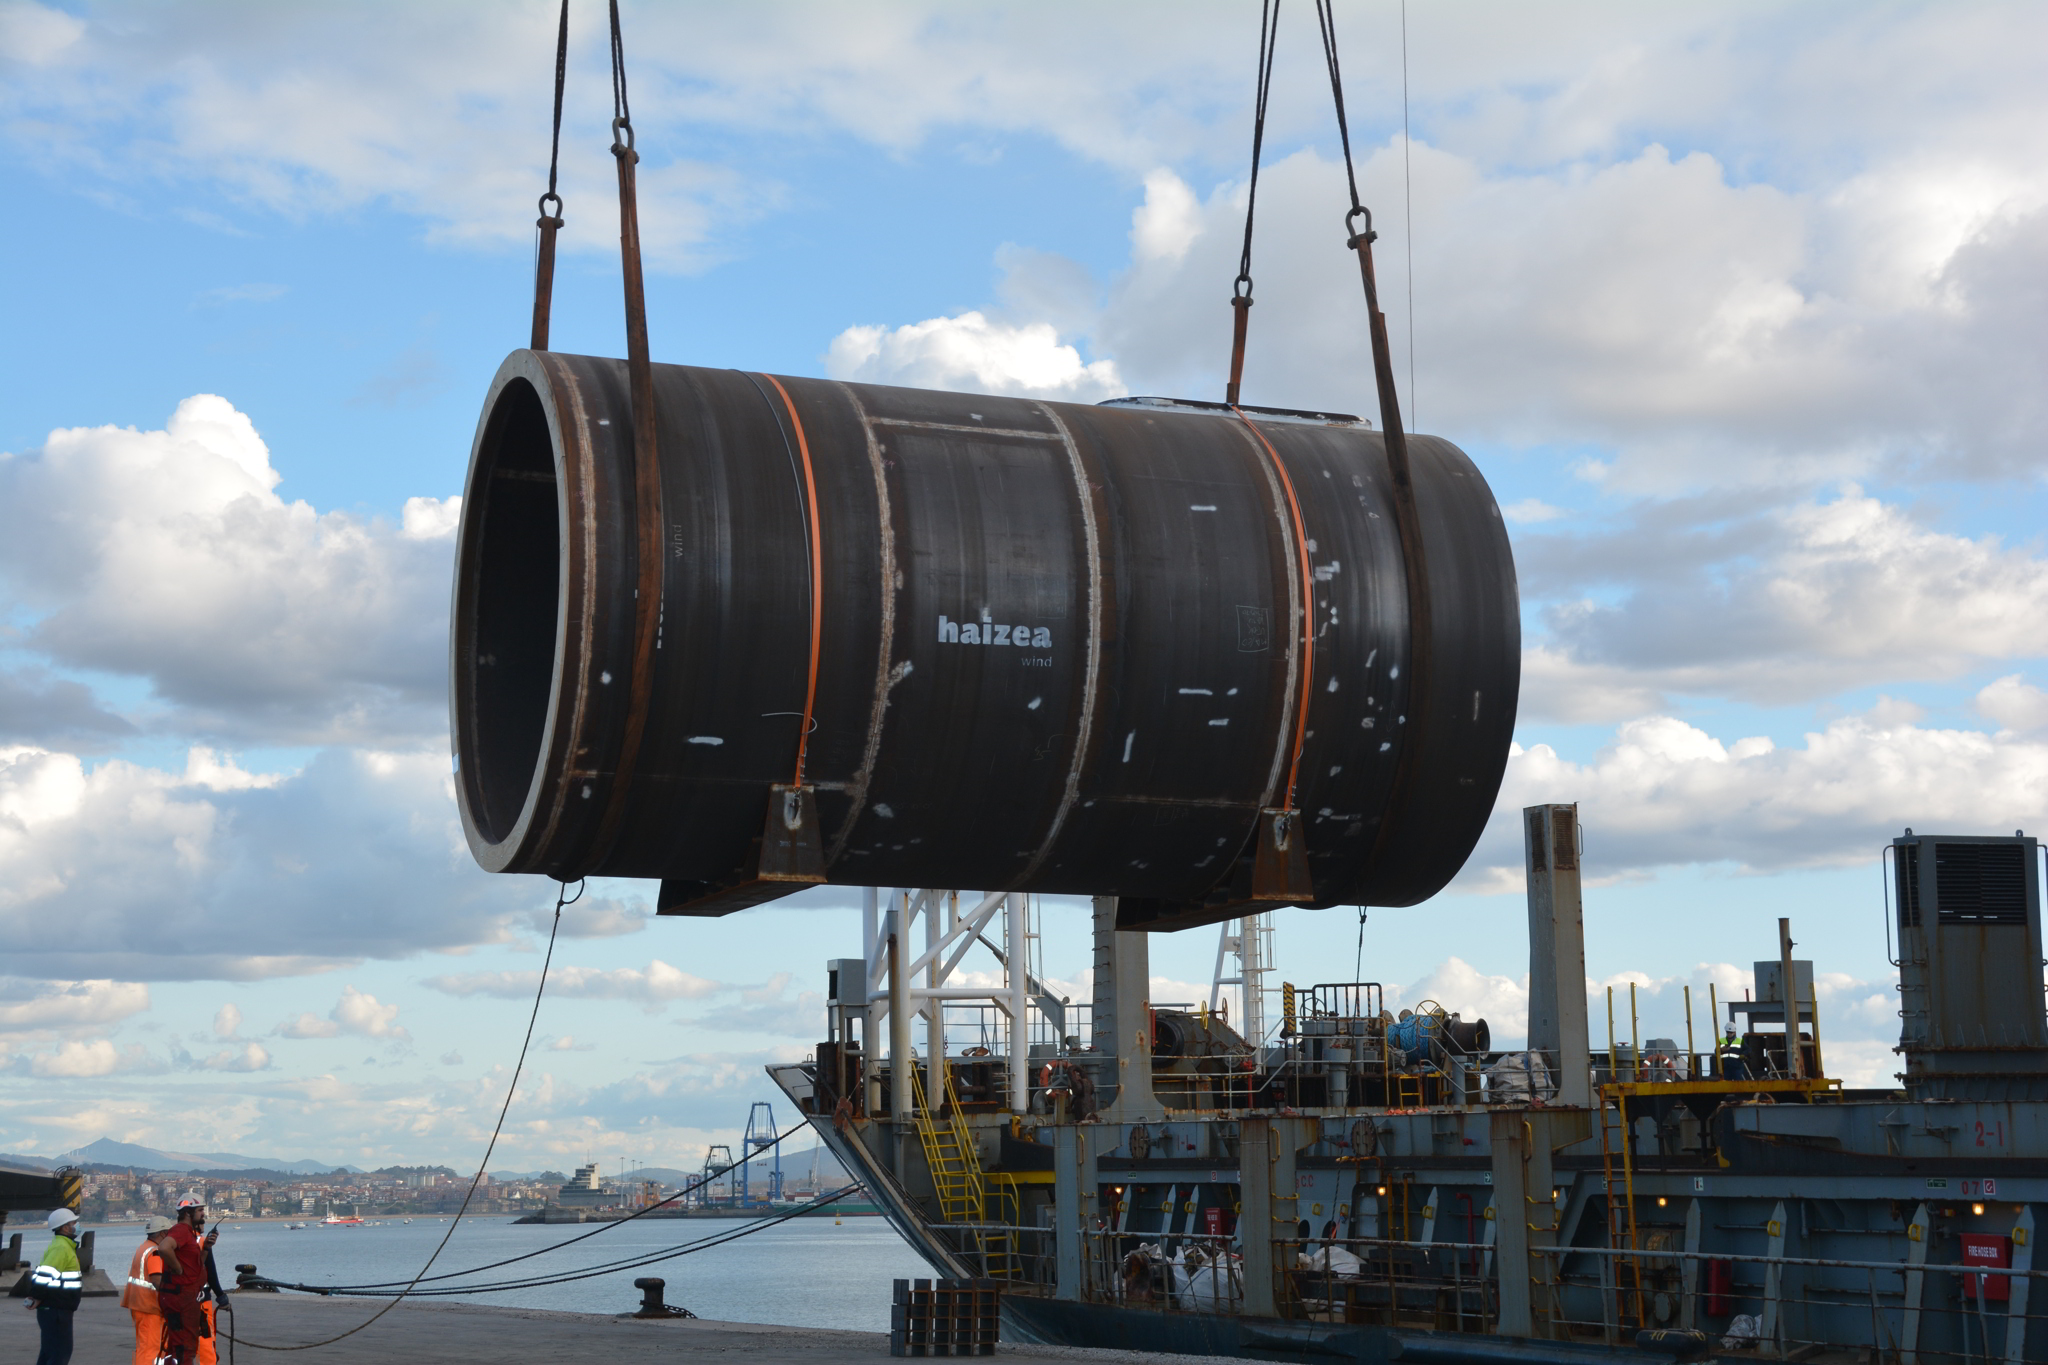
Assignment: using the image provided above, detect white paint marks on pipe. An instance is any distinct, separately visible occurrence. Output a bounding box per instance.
[874,803,895,819]
[1190,504,1217,512]
[1122,731,1136,763]
[600,670,613,684]
[1027,696,1042,710]
[686,735,724,745]
[1178,687,1213,696]
[1208,718,1229,727]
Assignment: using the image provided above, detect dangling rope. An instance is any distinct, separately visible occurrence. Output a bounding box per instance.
[586,0,666,874]
[1312,0,1435,883]
[529,0,570,350]
[1225,0,1282,406]
[222,881,584,1350]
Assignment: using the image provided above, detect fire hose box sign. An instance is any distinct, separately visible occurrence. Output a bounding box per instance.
[1961,1233,2011,1301]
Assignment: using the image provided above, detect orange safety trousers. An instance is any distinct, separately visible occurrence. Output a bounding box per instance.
[130,1309,164,1365]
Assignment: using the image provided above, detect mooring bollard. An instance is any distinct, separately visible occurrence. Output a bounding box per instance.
[234,1263,280,1293]
[628,1276,696,1320]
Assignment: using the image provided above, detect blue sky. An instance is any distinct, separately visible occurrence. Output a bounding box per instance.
[2,0,2045,1169]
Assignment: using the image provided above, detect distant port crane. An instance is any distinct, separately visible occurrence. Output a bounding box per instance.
[741,1102,782,1205]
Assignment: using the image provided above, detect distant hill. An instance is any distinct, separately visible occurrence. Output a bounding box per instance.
[50,1137,358,1175]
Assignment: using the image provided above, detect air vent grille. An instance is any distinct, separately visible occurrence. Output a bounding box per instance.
[1934,842,2028,924]
[1897,843,1921,928]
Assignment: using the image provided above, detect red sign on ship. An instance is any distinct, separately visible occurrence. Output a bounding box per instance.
[1961,1234,2011,1302]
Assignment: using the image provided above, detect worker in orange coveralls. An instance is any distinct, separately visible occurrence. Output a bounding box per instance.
[120,1215,174,1365]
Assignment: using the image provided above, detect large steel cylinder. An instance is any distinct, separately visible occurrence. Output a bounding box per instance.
[451,351,1518,929]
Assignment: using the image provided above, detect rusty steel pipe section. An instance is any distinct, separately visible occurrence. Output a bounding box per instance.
[450,352,1519,930]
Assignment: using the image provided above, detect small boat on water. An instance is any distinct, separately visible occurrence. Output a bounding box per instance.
[320,1214,364,1226]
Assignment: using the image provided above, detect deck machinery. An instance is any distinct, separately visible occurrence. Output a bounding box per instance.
[767,816,2048,1363]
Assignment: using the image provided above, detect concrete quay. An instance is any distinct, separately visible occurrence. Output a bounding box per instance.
[0,1291,1221,1363]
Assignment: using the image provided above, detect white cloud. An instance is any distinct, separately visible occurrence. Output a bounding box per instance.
[0,2,84,65]
[0,396,455,746]
[1523,488,2048,711]
[519,895,653,942]
[198,1042,270,1073]
[24,1038,153,1078]
[1979,675,2048,734]
[1502,499,1566,525]
[212,1003,242,1039]
[0,739,565,981]
[1461,706,2048,888]
[826,311,1125,403]
[1131,168,1200,265]
[1393,958,1528,1037]
[331,986,407,1040]
[399,495,461,541]
[423,959,721,1005]
[275,1013,338,1040]
[0,979,149,1034]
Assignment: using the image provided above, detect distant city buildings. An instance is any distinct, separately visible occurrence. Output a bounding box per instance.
[69,1165,568,1221]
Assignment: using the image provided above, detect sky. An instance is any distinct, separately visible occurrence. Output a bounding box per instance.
[1,0,2044,1172]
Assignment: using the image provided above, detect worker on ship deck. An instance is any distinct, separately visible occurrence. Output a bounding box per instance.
[1716,1026,1748,1081]
[122,1215,175,1365]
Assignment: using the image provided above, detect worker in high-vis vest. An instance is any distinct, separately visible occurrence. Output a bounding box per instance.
[122,1215,175,1365]
[25,1207,84,1365]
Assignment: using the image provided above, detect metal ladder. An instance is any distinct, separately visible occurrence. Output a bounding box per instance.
[907,1063,1022,1277]
[1596,1089,1646,1336]
[909,1061,985,1223]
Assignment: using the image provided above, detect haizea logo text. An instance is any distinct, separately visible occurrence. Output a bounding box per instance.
[938,614,1052,649]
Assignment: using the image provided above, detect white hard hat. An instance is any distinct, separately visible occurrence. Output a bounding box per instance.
[145,1215,175,1233]
[47,1208,79,1231]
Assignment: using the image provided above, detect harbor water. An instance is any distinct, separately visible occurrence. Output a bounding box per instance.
[70,1214,929,1332]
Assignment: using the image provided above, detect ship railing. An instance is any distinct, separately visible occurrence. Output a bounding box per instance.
[921,1220,1058,1288]
[1254,1232,2048,1362]
[1076,1230,1246,1312]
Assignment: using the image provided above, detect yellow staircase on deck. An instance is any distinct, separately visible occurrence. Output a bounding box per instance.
[908,1061,1022,1277]
[909,1061,986,1224]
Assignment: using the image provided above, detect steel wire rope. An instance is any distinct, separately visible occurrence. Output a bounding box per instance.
[362,1186,859,1298]
[298,1124,802,1291]
[263,1186,859,1299]
[1399,0,1415,427]
[1223,0,1282,406]
[529,0,570,350]
[218,879,584,1351]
